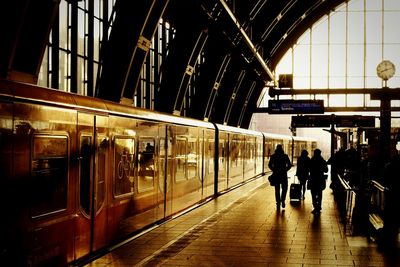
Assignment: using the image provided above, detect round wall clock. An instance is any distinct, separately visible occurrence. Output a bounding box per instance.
[376,60,396,81]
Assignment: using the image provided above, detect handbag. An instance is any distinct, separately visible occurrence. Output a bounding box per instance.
[268,173,276,186]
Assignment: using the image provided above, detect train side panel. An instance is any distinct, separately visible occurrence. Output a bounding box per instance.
[202,129,216,199]
[243,133,264,181]
[2,101,78,266]
[228,132,245,187]
[167,124,203,215]
[0,101,15,264]
[217,131,229,192]
[216,125,264,190]
[106,116,165,242]
[256,135,264,175]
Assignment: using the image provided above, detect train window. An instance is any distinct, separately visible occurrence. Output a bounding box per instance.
[95,136,108,212]
[159,138,166,193]
[175,133,199,181]
[187,136,199,179]
[265,139,273,158]
[138,138,155,193]
[79,135,92,216]
[113,136,135,197]
[230,139,240,167]
[207,139,214,174]
[219,136,228,171]
[175,137,187,182]
[30,134,68,218]
[246,139,254,161]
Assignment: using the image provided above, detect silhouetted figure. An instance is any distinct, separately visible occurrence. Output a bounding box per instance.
[381,151,400,250]
[308,149,328,215]
[327,147,345,192]
[344,146,360,187]
[145,142,154,152]
[268,144,292,209]
[140,142,154,173]
[296,150,310,199]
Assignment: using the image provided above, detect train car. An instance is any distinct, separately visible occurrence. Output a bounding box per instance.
[291,135,318,164]
[0,79,316,266]
[262,133,316,174]
[262,132,293,174]
[0,80,218,266]
[215,124,264,191]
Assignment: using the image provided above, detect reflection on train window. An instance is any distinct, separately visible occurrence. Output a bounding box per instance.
[246,139,254,164]
[79,135,92,216]
[114,136,135,197]
[176,135,199,181]
[219,139,227,171]
[175,137,187,182]
[230,139,240,167]
[96,136,108,212]
[265,140,273,158]
[159,138,165,193]
[31,134,68,218]
[187,136,198,179]
[293,141,307,165]
[138,138,155,193]
[207,140,214,174]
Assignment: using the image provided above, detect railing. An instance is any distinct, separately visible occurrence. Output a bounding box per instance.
[336,173,356,234]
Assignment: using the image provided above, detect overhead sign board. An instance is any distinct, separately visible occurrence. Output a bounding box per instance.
[268,100,324,114]
[291,115,376,128]
[337,115,375,127]
[291,115,332,127]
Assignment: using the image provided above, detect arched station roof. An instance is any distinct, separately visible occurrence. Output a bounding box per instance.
[0,0,346,128]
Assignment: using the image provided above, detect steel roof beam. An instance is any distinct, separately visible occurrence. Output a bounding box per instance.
[218,0,276,84]
[268,87,400,97]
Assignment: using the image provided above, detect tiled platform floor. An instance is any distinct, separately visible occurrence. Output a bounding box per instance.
[84,173,400,267]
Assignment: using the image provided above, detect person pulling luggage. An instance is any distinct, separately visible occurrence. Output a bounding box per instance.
[296,149,311,200]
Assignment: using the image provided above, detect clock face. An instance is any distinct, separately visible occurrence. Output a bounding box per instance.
[376,60,396,80]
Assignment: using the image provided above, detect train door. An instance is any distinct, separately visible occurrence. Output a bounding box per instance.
[217,131,229,192]
[159,127,169,219]
[203,129,215,198]
[75,113,109,259]
[164,125,174,218]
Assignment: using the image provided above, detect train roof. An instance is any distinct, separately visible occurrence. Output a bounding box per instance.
[262,132,316,142]
[292,135,317,142]
[261,132,293,140]
[215,124,263,137]
[0,79,215,129]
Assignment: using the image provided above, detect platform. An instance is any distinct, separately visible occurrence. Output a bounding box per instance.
[83,173,400,267]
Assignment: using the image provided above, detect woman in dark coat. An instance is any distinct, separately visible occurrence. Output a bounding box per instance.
[268,144,292,209]
[296,150,310,200]
[308,148,328,215]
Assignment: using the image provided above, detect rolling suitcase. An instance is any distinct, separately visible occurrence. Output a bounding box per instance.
[289,176,302,202]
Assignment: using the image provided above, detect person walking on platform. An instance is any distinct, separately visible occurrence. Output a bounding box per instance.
[308,148,328,215]
[296,149,311,200]
[268,144,292,209]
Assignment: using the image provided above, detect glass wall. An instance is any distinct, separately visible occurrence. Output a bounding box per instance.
[38,0,174,111]
[39,0,115,95]
[261,0,400,109]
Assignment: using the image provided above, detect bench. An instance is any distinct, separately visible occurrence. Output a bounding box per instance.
[368,180,387,242]
[369,213,384,231]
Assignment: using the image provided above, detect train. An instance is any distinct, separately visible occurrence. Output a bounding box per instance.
[0,79,316,266]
